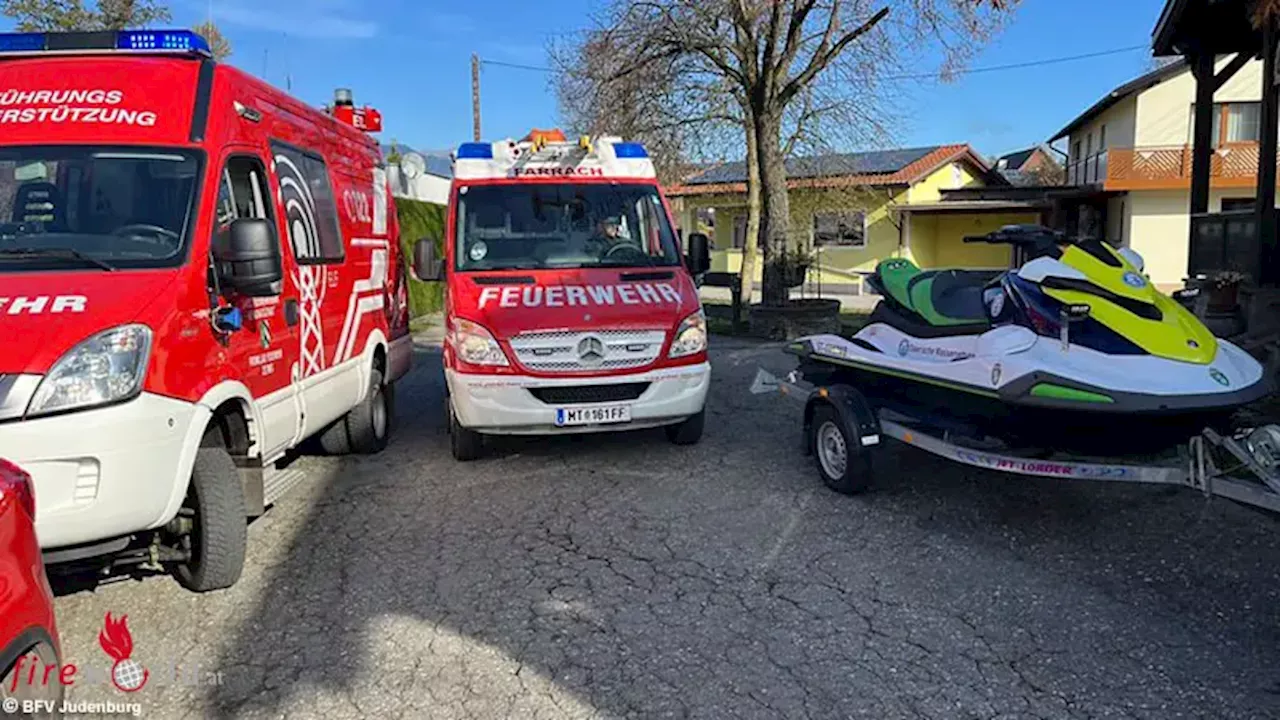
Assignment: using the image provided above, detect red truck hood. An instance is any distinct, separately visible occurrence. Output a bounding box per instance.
[452,267,701,338]
[0,270,179,374]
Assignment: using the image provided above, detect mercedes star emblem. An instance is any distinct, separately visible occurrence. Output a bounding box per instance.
[576,335,606,366]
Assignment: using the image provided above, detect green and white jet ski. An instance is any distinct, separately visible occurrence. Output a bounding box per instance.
[786,225,1272,455]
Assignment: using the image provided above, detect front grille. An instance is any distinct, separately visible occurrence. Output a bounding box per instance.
[528,383,651,405]
[510,329,667,373]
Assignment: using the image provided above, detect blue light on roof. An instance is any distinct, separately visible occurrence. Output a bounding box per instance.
[456,143,494,159]
[0,33,48,52]
[116,29,210,54]
[612,142,648,159]
[0,28,210,56]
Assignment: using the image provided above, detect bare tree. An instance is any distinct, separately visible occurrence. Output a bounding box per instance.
[193,19,233,62]
[558,0,1019,306]
[1,0,170,31]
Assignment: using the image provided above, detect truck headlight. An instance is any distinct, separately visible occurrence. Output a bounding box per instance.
[668,309,707,358]
[450,318,509,366]
[27,324,153,418]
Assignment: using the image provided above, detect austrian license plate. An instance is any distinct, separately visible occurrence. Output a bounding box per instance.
[555,404,632,427]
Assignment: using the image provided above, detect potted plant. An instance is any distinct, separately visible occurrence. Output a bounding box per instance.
[1207,270,1246,312]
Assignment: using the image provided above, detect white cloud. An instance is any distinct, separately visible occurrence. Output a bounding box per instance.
[210,1,377,39]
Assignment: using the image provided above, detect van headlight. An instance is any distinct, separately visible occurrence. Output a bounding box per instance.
[450,318,509,366]
[27,324,153,417]
[668,309,707,358]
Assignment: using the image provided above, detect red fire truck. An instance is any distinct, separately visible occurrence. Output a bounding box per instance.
[0,29,411,591]
[412,129,712,461]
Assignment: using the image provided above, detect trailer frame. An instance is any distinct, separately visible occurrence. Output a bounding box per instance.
[751,367,1280,513]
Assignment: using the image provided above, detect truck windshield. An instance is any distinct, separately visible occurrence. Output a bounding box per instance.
[0,146,201,272]
[454,183,682,271]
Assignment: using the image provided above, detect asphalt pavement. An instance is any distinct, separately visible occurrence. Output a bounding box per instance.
[42,333,1280,719]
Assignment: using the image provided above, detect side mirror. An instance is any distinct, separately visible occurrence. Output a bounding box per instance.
[212,218,283,297]
[687,232,711,275]
[412,236,443,281]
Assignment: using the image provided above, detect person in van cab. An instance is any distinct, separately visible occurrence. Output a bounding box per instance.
[586,215,629,257]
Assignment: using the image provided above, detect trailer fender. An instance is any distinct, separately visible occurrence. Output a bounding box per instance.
[802,384,882,457]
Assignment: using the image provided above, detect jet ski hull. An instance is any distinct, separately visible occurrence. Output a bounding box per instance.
[789,328,1272,456]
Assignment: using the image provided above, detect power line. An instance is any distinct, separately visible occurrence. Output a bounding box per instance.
[479,43,1151,79]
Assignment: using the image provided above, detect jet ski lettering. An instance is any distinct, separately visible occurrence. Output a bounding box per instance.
[0,295,87,314]
[897,339,973,361]
[477,283,682,309]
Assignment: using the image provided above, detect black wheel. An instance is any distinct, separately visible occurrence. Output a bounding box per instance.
[346,368,393,454]
[1,640,64,718]
[449,400,484,462]
[810,404,873,495]
[173,431,247,592]
[665,408,705,445]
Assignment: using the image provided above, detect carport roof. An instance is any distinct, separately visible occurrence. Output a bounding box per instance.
[666,144,995,197]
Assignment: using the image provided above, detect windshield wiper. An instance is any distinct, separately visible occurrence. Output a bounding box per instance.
[0,247,117,271]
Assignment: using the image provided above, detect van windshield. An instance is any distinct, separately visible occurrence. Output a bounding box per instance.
[0,146,201,272]
[454,183,682,271]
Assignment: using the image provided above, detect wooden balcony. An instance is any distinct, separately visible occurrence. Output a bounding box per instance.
[1099,144,1278,191]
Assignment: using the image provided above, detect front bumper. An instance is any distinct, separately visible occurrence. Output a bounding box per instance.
[447,362,711,435]
[0,392,203,549]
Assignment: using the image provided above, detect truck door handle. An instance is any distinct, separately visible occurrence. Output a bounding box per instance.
[284,299,299,327]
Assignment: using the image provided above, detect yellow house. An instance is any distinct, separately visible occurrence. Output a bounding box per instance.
[666,144,1043,296]
[1050,56,1271,292]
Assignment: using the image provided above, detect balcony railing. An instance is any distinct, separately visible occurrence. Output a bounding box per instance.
[1102,143,1279,190]
[1065,152,1108,185]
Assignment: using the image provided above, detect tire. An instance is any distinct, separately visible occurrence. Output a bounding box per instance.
[1,640,64,719]
[173,433,247,593]
[346,368,393,455]
[810,404,873,495]
[665,408,705,445]
[317,418,351,455]
[448,400,484,462]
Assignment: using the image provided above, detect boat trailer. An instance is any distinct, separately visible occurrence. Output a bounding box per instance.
[750,367,1280,514]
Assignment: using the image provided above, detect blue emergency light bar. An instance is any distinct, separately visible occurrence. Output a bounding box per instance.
[0,29,211,57]
[455,143,494,159]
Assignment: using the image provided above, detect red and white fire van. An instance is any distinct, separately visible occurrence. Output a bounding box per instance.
[0,29,412,591]
[411,129,713,461]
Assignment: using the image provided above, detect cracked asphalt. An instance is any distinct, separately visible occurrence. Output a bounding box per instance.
[43,333,1280,719]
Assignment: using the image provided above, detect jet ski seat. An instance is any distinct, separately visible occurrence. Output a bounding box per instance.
[872,258,1002,335]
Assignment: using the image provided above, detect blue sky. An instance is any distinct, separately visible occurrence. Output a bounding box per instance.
[6,0,1173,160]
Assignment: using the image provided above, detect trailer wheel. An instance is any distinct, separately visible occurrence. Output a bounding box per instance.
[448,400,485,461]
[346,368,393,454]
[665,408,705,445]
[810,404,873,495]
[1,640,64,718]
[174,431,247,592]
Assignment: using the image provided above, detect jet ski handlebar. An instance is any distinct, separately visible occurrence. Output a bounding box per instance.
[962,224,1068,247]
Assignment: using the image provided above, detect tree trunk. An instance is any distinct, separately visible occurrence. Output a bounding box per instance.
[738,111,762,310]
[755,108,790,307]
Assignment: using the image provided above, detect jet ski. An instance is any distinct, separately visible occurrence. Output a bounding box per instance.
[785,224,1273,456]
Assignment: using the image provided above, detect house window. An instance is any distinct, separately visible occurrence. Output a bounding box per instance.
[1222,198,1257,212]
[1193,102,1263,147]
[1072,139,1081,162]
[1099,124,1107,150]
[813,211,866,248]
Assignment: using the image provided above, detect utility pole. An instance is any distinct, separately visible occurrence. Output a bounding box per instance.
[471,54,482,141]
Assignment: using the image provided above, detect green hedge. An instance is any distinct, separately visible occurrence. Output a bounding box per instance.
[395,197,446,317]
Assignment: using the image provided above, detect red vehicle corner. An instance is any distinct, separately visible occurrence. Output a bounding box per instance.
[0,29,411,592]
[412,130,713,461]
[0,458,64,712]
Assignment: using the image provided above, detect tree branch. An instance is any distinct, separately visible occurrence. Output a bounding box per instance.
[779,6,890,106]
